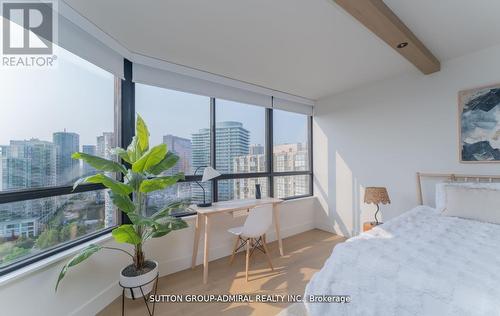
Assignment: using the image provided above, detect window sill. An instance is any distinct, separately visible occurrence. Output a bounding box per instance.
[0,233,113,287]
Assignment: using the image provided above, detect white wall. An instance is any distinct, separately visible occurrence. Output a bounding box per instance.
[314,44,500,238]
[0,198,316,316]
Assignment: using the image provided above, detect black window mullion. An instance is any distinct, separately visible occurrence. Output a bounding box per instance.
[120,58,134,225]
[266,107,274,197]
[210,98,217,202]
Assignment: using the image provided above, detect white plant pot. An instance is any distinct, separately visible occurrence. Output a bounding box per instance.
[119,260,158,299]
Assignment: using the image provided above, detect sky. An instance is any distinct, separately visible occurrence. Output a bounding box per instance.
[1,47,307,149]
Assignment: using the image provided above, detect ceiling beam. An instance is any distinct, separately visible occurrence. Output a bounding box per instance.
[335,0,440,74]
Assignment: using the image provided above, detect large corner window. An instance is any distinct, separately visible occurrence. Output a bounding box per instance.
[134,85,313,206]
[0,46,118,273]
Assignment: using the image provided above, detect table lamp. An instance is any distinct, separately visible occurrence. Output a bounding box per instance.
[194,166,221,207]
[363,187,390,225]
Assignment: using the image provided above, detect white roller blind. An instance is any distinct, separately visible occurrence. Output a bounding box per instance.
[58,15,124,78]
[273,97,313,116]
[133,64,272,108]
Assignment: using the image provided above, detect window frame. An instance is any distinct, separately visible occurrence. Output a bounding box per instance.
[209,99,314,203]
[0,60,123,276]
[0,58,314,276]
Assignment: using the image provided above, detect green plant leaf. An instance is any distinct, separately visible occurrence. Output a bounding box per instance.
[110,147,132,164]
[139,173,184,193]
[126,136,141,163]
[150,217,188,238]
[150,223,172,238]
[132,144,167,173]
[108,192,135,213]
[72,152,127,175]
[151,201,185,220]
[136,114,150,153]
[125,170,145,191]
[127,213,155,226]
[112,225,142,245]
[55,244,102,291]
[148,152,179,175]
[74,174,133,196]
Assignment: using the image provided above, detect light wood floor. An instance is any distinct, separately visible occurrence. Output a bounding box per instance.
[98,229,345,316]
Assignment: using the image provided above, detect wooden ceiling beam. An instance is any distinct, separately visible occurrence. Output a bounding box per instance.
[335,0,440,74]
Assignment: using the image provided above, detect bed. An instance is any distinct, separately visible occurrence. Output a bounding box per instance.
[304,173,500,316]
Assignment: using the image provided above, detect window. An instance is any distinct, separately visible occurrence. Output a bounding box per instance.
[135,85,213,215]
[135,84,211,176]
[216,100,266,174]
[0,46,117,272]
[274,175,310,199]
[0,190,112,269]
[273,110,310,172]
[272,110,312,198]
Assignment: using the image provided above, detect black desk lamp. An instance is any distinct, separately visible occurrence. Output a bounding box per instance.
[194,166,221,207]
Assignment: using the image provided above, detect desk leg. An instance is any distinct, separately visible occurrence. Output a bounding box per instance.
[273,204,284,256]
[191,213,202,269]
[203,215,210,284]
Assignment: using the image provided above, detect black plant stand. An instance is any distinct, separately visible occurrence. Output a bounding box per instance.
[119,273,159,316]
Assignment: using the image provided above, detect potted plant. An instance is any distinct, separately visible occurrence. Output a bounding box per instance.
[55,115,188,298]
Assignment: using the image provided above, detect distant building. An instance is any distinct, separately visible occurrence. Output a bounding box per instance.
[163,135,192,175]
[0,217,37,238]
[82,145,97,176]
[231,142,309,198]
[232,147,266,199]
[53,131,79,185]
[273,143,308,172]
[249,144,264,155]
[0,139,56,191]
[96,132,116,228]
[192,122,250,201]
[97,132,115,159]
[273,143,309,197]
[0,139,57,235]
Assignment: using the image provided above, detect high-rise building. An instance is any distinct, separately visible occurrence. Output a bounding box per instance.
[0,139,56,191]
[273,143,308,197]
[0,139,57,235]
[81,145,97,176]
[163,135,192,175]
[273,143,308,172]
[249,144,265,155]
[53,131,80,185]
[96,132,116,228]
[97,132,115,159]
[192,122,250,201]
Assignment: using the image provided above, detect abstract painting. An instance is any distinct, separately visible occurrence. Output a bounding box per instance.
[459,84,500,162]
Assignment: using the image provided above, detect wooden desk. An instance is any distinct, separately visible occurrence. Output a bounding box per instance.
[191,197,284,284]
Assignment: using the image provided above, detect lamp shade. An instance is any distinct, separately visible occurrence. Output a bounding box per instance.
[364,187,391,205]
[201,166,221,182]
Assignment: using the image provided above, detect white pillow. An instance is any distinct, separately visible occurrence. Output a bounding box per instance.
[442,186,500,224]
[435,182,500,212]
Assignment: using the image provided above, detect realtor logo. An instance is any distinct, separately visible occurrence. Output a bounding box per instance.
[2,1,53,54]
[1,0,57,67]
[2,2,53,55]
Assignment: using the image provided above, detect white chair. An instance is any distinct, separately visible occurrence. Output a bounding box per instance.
[228,204,274,281]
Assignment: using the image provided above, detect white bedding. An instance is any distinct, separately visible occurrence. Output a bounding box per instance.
[304,206,500,316]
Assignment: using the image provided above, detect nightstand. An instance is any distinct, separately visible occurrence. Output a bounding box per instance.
[363,221,382,232]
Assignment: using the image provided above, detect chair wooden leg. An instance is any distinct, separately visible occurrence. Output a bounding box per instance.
[229,236,239,265]
[245,238,251,282]
[262,234,274,271]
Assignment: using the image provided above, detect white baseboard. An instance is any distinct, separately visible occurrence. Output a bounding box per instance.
[72,221,315,316]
